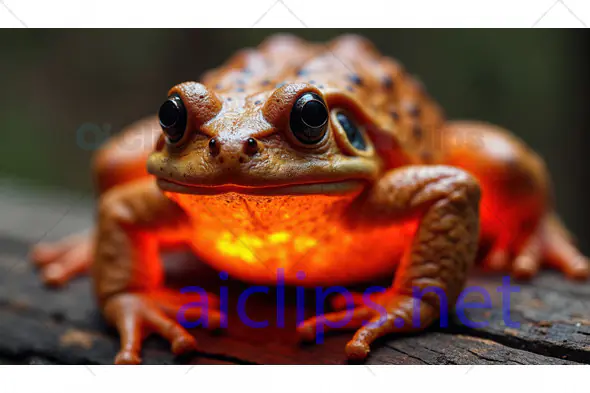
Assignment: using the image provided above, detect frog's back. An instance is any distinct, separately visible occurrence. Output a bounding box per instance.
[201,34,447,168]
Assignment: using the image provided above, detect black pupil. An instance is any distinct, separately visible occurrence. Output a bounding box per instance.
[290,92,329,145]
[159,100,180,128]
[336,112,367,150]
[158,94,186,143]
[301,100,328,128]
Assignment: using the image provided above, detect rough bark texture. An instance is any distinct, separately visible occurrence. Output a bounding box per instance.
[0,181,588,365]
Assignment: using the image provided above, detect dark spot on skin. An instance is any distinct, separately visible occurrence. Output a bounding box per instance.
[413,124,423,140]
[236,87,245,93]
[297,69,308,76]
[346,86,354,92]
[318,85,324,89]
[237,79,245,85]
[349,74,363,86]
[219,157,225,164]
[261,79,271,86]
[420,150,433,163]
[382,76,394,89]
[390,110,399,121]
[239,156,245,163]
[209,138,220,156]
[242,68,252,75]
[199,95,204,99]
[276,82,286,88]
[226,97,232,101]
[254,100,262,105]
[407,103,421,117]
[308,80,316,85]
[215,84,222,90]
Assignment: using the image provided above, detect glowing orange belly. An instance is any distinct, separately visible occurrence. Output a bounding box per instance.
[167,191,412,286]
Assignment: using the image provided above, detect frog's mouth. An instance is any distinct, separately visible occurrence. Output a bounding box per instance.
[156,178,367,196]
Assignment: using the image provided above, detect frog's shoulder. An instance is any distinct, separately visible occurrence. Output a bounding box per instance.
[202,34,447,167]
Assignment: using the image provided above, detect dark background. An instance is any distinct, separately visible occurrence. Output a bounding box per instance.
[0,29,588,253]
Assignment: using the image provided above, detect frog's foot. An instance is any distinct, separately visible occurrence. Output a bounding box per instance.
[30,231,94,287]
[483,214,589,280]
[104,289,224,365]
[297,291,438,360]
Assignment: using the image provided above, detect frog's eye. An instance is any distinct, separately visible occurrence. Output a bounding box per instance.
[158,94,187,143]
[289,92,329,145]
[334,111,367,151]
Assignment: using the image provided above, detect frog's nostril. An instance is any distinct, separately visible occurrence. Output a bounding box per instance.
[244,137,259,156]
[209,138,220,156]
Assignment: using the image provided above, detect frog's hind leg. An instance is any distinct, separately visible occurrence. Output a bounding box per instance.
[30,116,162,286]
[442,121,589,280]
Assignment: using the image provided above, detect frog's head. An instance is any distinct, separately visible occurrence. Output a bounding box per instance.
[148,81,383,196]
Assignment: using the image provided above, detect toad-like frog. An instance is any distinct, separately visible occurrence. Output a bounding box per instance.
[31,35,589,364]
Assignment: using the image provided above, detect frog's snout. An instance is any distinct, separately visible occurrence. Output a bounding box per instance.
[207,135,260,166]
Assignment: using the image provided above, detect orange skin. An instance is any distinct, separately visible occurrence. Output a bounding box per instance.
[31,35,589,364]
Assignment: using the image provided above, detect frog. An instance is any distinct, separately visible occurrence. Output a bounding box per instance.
[30,34,589,364]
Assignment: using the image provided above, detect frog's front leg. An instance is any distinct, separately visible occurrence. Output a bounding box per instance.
[297,165,481,360]
[94,178,223,364]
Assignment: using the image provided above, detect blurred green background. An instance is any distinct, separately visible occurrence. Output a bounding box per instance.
[0,29,588,252]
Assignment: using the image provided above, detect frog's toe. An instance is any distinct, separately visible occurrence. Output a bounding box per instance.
[115,350,142,365]
[296,307,375,343]
[30,231,92,267]
[542,223,589,280]
[171,335,199,356]
[482,247,510,272]
[512,233,542,280]
[35,235,93,287]
[512,255,541,280]
[345,340,371,361]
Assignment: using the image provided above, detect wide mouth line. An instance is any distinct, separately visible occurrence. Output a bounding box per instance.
[157,177,367,195]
